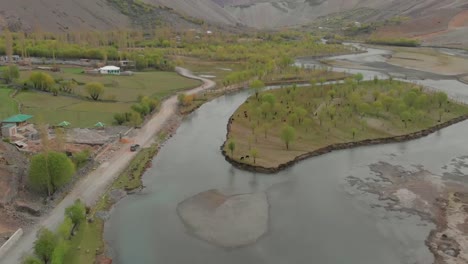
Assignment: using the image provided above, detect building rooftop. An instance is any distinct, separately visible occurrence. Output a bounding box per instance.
[99,66,120,71]
[3,114,33,123]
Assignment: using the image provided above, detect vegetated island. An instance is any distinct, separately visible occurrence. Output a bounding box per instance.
[222,76,468,173]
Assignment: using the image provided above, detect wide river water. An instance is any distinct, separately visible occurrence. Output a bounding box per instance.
[105,46,468,264]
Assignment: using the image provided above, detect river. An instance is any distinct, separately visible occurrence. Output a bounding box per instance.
[105,45,468,264]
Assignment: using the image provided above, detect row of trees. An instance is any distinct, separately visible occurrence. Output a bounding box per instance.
[23,200,86,264]
[26,71,106,100]
[114,96,159,126]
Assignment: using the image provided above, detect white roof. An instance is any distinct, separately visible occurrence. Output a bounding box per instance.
[99,66,120,70]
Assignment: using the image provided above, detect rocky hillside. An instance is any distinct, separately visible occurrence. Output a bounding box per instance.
[0,0,467,46]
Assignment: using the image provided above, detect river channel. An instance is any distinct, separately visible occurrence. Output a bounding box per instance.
[105,45,468,264]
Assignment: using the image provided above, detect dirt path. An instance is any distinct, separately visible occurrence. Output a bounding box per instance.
[0,68,215,264]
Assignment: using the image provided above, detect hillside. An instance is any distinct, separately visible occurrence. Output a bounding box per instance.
[0,0,467,47]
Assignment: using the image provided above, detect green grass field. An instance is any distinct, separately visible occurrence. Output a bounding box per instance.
[20,69,201,102]
[16,91,132,127]
[15,69,201,127]
[0,87,19,120]
[224,80,468,168]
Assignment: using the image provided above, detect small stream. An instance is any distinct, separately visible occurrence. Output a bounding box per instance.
[105,45,468,264]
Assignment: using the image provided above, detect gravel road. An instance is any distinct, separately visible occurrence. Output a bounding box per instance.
[0,67,215,264]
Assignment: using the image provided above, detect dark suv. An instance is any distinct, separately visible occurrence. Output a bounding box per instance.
[130,144,140,152]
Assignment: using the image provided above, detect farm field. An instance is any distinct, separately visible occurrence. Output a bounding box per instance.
[224,79,468,168]
[16,91,132,128]
[13,69,201,127]
[0,88,18,120]
[19,69,201,102]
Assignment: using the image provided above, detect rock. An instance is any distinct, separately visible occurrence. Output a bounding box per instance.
[95,211,110,221]
[443,248,458,257]
[14,201,41,216]
[177,189,269,248]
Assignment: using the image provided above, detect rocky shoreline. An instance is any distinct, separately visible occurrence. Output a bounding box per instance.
[221,114,468,174]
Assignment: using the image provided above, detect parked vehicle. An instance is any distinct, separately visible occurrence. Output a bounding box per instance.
[130,144,140,152]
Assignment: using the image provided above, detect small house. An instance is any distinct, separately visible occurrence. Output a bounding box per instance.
[118,60,135,69]
[2,114,33,127]
[99,66,121,75]
[1,124,17,138]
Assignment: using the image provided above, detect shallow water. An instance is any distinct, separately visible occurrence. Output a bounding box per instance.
[105,46,468,264]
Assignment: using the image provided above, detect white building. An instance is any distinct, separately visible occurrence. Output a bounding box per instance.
[99,66,121,75]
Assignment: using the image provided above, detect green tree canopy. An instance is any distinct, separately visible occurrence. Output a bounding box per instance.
[29,72,55,91]
[280,125,296,150]
[29,151,76,196]
[2,65,20,84]
[34,228,57,264]
[435,92,448,108]
[85,82,105,101]
[250,80,265,99]
[65,199,86,229]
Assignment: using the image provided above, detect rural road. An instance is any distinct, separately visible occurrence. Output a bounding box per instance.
[0,67,215,264]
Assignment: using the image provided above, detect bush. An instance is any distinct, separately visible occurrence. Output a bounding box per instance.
[72,150,91,168]
[366,37,420,47]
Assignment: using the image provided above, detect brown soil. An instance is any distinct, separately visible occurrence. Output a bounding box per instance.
[448,10,468,29]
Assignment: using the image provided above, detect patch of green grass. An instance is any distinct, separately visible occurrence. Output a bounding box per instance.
[61,67,84,74]
[63,219,105,264]
[113,144,159,190]
[0,87,18,120]
[20,70,201,102]
[16,91,132,127]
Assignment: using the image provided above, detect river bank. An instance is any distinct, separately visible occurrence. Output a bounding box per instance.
[0,68,216,264]
[105,44,468,264]
[221,114,468,174]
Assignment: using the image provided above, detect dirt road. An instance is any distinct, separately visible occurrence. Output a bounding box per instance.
[0,68,215,264]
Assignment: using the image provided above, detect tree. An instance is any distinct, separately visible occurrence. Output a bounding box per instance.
[227,140,236,156]
[4,29,13,63]
[29,151,76,196]
[280,125,296,150]
[403,91,418,108]
[114,113,126,125]
[250,148,259,164]
[262,93,276,107]
[354,73,364,83]
[296,107,307,124]
[29,72,55,91]
[435,92,448,108]
[22,256,43,264]
[381,95,394,111]
[57,217,73,240]
[51,241,68,264]
[85,82,105,100]
[250,80,265,100]
[400,111,411,128]
[352,128,357,140]
[2,65,20,84]
[65,199,86,229]
[129,111,143,127]
[59,80,76,93]
[34,228,57,264]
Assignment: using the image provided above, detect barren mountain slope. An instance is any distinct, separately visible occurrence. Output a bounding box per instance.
[0,0,131,32]
[142,0,240,25]
[220,0,468,28]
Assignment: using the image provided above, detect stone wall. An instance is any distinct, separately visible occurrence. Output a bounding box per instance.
[0,228,23,259]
